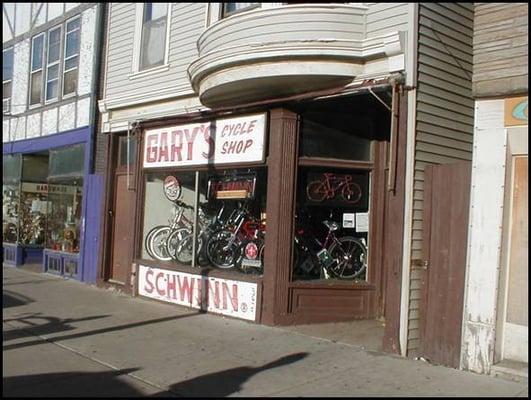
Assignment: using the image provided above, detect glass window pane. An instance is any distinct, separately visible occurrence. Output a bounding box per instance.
[63,69,78,96]
[140,19,166,70]
[3,82,12,100]
[3,154,22,182]
[48,64,59,80]
[3,48,13,81]
[119,136,137,167]
[66,17,80,32]
[144,3,167,22]
[65,56,78,71]
[49,144,85,178]
[65,29,80,58]
[46,80,58,100]
[223,3,259,16]
[48,28,62,63]
[30,71,43,104]
[3,183,20,243]
[32,35,44,70]
[293,166,369,282]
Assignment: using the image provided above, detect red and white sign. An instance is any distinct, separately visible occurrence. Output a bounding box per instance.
[143,113,266,168]
[138,265,258,321]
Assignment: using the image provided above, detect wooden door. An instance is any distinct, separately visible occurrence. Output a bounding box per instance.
[109,173,135,284]
[419,162,471,368]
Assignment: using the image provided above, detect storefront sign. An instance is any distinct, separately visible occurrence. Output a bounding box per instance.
[21,182,78,195]
[505,96,528,126]
[138,265,258,321]
[143,113,266,168]
[207,174,256,200]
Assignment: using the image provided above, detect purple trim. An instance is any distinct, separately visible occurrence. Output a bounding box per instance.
[3,243,23,266]
[3,126,91,155]
[81,174,104,283]
[23,247,44,264]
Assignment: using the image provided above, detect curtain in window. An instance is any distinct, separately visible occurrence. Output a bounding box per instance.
[140,4,168,70]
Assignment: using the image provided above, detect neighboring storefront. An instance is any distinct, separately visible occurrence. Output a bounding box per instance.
[2,127,96,282]
[124,89,403,325]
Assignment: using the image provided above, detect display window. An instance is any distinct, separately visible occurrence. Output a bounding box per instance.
[45,144,85,254]
[45,180,83,253]
[3,154,21,244]
[141,167,267,276]
[19,153,49,247]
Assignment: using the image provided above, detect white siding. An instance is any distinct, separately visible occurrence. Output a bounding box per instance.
[11,39,30,116]
[365,2,409,37]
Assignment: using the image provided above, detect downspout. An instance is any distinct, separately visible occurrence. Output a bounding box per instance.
[399,2,419,357]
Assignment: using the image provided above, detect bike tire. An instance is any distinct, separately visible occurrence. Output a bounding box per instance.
[175,233,204,265]
[166,227,192,261]
[327,236,367,280]
[306,181,327,202]
[145,225,167,259]
[342,182,362,204]
[206,230,241,269]
[148,226,173,261]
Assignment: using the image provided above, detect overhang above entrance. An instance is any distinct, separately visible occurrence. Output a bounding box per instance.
[188,4,405,108]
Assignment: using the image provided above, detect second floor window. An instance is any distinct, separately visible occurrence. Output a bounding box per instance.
[3,47,14,112]
[29,16,81,107]
[222,3,259,17]
[139,3,168,71]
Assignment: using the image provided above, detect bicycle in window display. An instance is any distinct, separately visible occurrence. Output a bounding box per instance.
[293,210,367,280]
[306,172,363,204]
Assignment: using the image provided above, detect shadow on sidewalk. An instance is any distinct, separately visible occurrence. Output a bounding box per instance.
[3,312,199,352]
[168,352,309,397]
[3,290,35,308]
[3,368,151,397]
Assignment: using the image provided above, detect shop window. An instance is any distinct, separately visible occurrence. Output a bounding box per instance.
[3,47,13,113]
[3,154,21,244]
[46,145,85,254]
[18,154,49,247]
[141,167,267,276]
[293,167,369,281]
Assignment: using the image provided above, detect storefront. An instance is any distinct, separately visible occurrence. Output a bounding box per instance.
[2,127,100,283]
[115,86,406,325]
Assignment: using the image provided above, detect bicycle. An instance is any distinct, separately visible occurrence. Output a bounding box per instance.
[144,200,193,262]
[306,173,362,204]
[293,212,367,280]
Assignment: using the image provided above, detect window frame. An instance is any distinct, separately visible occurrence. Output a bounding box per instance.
[62,15,81,98]
[221,3,261,18]
[44,24,63,104]
[29,32,46,107]
[131,3,172,77]
[3,46,14,113]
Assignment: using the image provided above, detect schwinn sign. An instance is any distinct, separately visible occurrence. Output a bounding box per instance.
[143,113,266,168]
[138,265,258,321]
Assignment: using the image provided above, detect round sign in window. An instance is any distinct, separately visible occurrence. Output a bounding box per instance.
[245,242,259,260]
[163,176,181,201]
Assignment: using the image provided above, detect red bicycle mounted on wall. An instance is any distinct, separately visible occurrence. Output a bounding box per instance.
[306,173,362,204]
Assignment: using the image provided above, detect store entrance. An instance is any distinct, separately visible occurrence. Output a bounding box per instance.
[107,135,136,285]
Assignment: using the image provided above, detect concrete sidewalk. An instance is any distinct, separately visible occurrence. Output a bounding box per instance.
[3,266,528,397]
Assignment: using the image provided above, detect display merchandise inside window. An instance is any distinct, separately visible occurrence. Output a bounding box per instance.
[45,180,83,253]
[142,167,267,276]
[3,184,19,243]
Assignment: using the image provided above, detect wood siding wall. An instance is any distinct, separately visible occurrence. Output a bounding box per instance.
[473,3,528,98]
[365,2,409,38]
[104,3,205,102]
[408,3,474,356]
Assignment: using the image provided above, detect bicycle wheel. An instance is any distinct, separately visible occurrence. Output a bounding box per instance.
[145,225,166,259]
[306,181,327,202]
[148,226,172,261]
[206,230,241,269]
[342,182,362,204]
[327,236,367,280]
[175,232,204,265]
[166,227,191,261]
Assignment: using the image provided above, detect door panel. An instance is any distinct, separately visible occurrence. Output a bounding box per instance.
[109,173,135,284]
[419,162,471,368]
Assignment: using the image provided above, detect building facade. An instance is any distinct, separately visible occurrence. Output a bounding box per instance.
[2,3,104,283]
[461,2,528,376]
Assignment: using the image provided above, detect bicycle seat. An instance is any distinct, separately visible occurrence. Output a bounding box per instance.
[322,220,339,231]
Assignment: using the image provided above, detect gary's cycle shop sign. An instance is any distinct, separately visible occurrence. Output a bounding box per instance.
[138,265,258,321]
[143,113,267,168]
